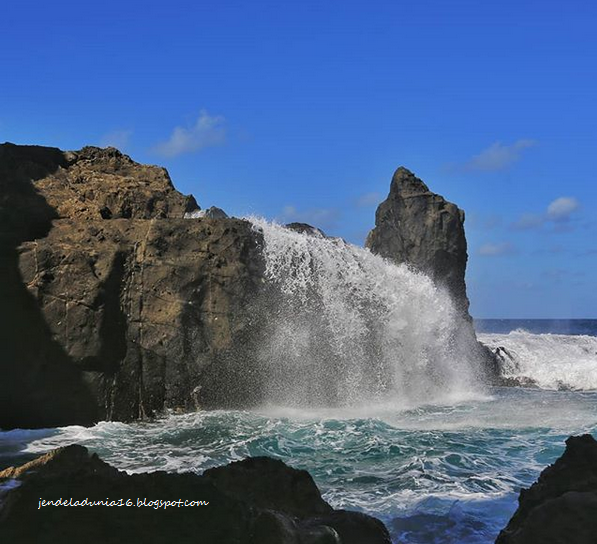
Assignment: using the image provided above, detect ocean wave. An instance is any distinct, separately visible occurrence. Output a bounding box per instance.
[479,329,597,391]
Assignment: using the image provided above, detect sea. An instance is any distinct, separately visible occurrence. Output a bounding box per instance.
[1,221,596,544]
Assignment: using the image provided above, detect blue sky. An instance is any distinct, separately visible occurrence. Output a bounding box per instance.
[1,0,595,318]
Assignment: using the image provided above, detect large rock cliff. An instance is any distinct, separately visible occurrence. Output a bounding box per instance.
[0,144,264,429]
[366,167,470,316]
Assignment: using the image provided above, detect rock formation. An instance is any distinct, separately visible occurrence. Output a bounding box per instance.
[0,143,265,429]
[0,145,501,429]
[0,445,391,544]
[496,434,597,544]
[366,167,499,379]
[366,167,469,315]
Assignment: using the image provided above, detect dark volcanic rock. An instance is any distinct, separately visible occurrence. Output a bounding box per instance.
[0,445,390,544]
[285,222,327,238]
[203,456,333,518]
[496,434,597,544]
[366,167,469,315]
[0,143,265,429]
[365,167,499,379]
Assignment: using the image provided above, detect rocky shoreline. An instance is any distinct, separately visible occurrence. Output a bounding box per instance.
[2,435,596,543]
[0,444,390,544]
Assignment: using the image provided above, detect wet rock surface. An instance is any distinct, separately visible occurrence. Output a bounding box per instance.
[366,167,469,315]
[496,434,597,544]
[0,445,391,544]
[366,167,499,379]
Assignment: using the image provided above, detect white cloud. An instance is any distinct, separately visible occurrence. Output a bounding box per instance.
[511,196,580,230]
[279,205,340,230]
[478,242,516,256]
[155,110,226,157]
[356,192,382,207]
[511,212,544,230]
[546,197,580,222]
[100,129,133,150]
[462,139,536,172]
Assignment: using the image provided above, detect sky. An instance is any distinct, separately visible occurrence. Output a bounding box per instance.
[1,0,596,318]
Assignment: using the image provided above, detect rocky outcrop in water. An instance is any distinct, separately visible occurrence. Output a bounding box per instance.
[0,445,391,544]
[0,143,265,429]
[366,167,500,379]
[366,167,470,315]
[496,434,597,544]
[0,145,502,429]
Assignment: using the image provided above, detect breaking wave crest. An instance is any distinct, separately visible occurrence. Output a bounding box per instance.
[479,329,597,391]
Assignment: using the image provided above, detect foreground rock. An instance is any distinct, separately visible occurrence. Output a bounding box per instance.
[0,143,265,428]
[496,434,597,544]
[0,445,390,544]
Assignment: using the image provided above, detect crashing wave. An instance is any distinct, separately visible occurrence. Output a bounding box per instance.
[479,329,597,391]
[248,217,485,408]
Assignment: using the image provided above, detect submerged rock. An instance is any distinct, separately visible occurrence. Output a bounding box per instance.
[0,445,391,544]
[496,434,597,544]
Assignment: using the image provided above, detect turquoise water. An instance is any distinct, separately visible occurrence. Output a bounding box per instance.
[3,386,596,544]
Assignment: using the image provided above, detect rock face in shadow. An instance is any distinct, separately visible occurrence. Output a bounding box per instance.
[0,143,265,429]
[0,445,391,544]
[496,434,597,544]
[366,167,469,315]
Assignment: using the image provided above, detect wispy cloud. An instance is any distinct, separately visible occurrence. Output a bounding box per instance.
[279,205,340,230]
[356,192,382,207]
[478,242,516,256]
[546,197,580,222]
[542,269,585,284]
[511,212,544,230]
[155,110,226,157]
[532,244,568,256]
[467,213,502,231]
[100,129,133,150]
[511,196,580,230]
[455,139,536,172]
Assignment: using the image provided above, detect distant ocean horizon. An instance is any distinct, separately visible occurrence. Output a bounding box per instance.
[474,318,597,336]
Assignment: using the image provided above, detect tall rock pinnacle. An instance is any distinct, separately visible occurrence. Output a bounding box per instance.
[366,167,470,316]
